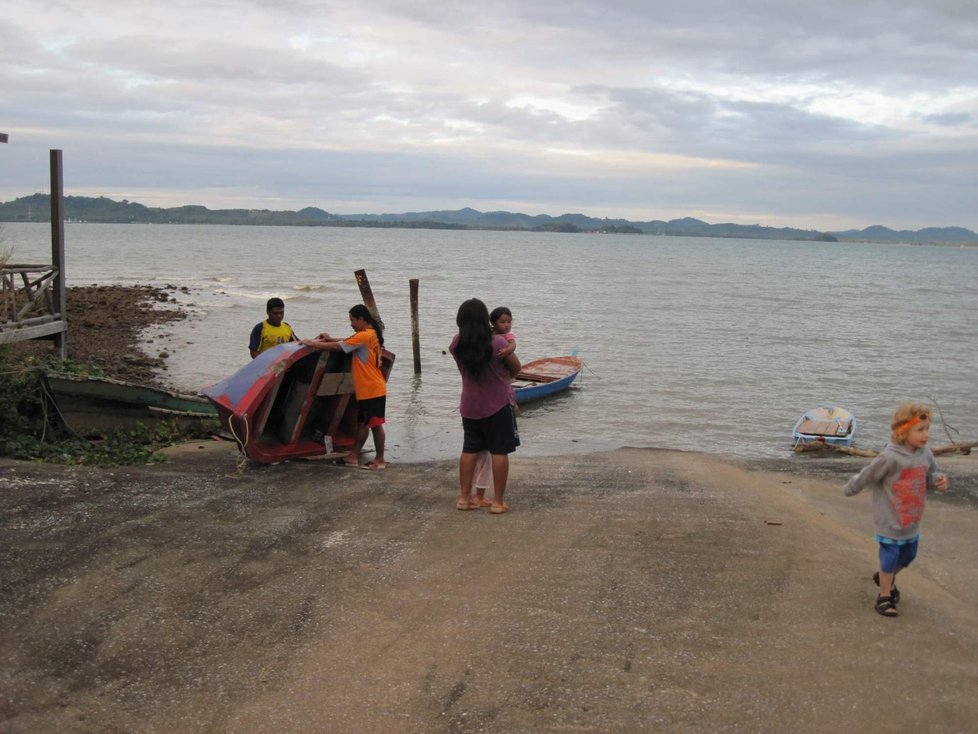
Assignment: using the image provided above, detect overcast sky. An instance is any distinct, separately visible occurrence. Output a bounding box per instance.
[2,0,977,231]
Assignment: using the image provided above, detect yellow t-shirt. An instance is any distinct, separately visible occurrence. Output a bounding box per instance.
[251,320,296,355]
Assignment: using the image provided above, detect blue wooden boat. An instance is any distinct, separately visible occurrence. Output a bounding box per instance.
[791,406,857,450]
[203,342,394,464]
[513,356,583,404]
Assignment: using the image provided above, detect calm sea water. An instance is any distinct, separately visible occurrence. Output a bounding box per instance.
[4,222,977,462]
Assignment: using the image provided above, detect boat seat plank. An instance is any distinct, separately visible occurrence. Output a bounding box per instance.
[797,418,852,436]
[326,393,353,437]
[513,371,557,383]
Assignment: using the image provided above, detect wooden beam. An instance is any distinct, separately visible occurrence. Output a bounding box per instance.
[0,320,67,344]
[354,269,385,331]
[410,278,421,374]
[1,313,61,329]
[49,149,67,359]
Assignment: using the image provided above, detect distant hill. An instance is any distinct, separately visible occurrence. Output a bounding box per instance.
[832,224,978,244]
[343,208,835,240]
[0,194,341,227]
[1,194,975,244]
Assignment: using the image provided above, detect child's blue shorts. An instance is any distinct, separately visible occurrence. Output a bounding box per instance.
[877,536,919,573]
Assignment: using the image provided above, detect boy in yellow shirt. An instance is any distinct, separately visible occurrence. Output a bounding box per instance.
[249,297,297,358]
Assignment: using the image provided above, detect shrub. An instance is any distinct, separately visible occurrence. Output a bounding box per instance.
[0,347,218,465]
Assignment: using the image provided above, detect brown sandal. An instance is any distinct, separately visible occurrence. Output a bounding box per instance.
[873,572,900,604]
[875,595,898,617]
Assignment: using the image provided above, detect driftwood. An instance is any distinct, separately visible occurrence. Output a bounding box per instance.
[794,440,976,458]
[932,442,977,456]
[793,442,880,458]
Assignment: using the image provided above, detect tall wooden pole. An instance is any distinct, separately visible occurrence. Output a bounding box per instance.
[409,278,421,374]
[354,269,385,331]
[49,149,67,360]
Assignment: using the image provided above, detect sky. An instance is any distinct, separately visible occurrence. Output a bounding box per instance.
[2,0,977,232]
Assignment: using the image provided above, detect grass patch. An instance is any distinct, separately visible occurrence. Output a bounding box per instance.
[0,346,219,466]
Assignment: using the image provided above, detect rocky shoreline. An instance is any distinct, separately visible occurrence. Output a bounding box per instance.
[9,284,188,385]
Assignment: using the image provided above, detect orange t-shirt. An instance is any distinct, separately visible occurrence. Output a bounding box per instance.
[339,328,386,400]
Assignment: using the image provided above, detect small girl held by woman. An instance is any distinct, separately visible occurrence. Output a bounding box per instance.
[489,306,517,359]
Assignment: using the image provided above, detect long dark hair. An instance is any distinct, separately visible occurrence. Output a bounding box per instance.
[454,298,492,377]
[349,304,384,346]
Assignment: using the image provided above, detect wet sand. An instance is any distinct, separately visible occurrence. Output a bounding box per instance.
[2,444,977,733]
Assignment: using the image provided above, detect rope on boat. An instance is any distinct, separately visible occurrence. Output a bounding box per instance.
[580,359,600,382]
[225,412,250,474]
[36,372,98,446]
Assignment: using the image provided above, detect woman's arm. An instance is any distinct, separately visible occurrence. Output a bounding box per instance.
[300,338,341,352]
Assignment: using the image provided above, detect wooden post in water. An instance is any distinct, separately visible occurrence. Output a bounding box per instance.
[354,269,385,331]
[409,278,421,374]
[49,149,67,360]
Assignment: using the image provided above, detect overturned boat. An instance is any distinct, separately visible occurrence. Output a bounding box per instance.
[203,343,394,464]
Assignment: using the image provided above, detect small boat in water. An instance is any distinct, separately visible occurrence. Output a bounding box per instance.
[513,356,583,404]
[203,343,394,464]
[791,406,857,450]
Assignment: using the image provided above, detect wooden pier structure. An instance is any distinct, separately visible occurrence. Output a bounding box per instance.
[0,148,68,359]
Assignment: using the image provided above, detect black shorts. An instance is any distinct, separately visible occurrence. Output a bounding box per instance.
[461,404,520,455]
[357,396,386,428]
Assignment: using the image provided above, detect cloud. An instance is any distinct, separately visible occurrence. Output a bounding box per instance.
[2,0,978,230]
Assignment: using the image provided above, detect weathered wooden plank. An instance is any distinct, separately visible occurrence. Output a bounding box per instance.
[0,320,67,344]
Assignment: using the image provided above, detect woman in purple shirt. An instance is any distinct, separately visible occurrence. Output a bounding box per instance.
[449,298,522,513]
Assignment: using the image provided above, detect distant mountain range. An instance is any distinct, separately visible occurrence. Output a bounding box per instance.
[1,194,975,245]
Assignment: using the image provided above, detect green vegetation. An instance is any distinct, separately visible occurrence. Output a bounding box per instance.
[0,348,218,466]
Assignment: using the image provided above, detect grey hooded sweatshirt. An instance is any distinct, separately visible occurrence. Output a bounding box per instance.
[844,441,940,541]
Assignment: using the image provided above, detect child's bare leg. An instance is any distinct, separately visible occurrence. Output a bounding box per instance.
[473,451,491,504]
[877,570,896,597]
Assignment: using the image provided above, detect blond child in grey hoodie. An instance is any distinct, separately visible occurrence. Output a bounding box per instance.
[845,403,949,618]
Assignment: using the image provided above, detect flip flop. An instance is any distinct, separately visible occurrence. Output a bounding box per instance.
[456,499,477,511]
[489,504,509,514]
[365,461,387,470]
[331,459,361,468]
[474,497,492,507]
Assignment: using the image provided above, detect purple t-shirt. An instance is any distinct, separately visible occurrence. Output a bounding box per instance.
[449,334,515,419]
